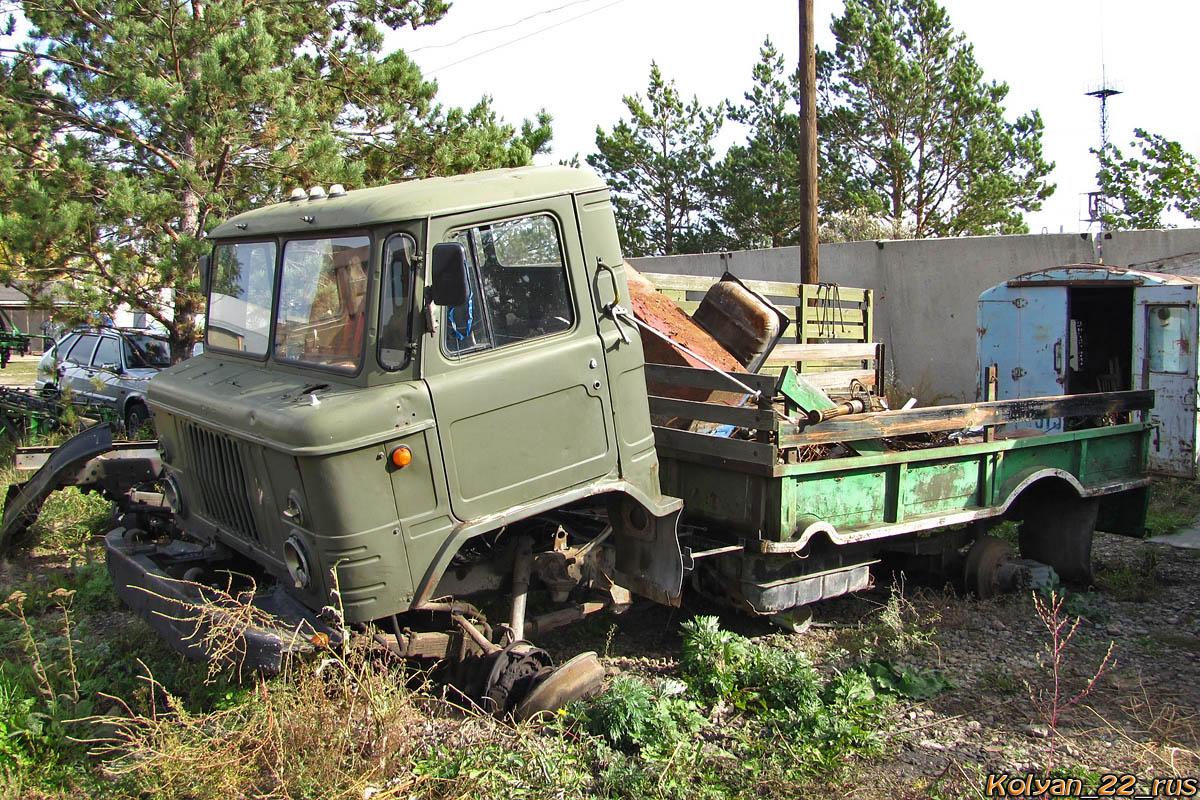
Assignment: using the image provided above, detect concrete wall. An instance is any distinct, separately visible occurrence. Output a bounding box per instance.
[1103,228,1200,274]
[631,232,1106,402]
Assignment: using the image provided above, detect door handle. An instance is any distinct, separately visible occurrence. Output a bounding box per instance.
[1053,340,1063,374]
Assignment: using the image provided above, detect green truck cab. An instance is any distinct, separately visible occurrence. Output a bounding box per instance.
[69,165,1151,713]
[150,167,681,620]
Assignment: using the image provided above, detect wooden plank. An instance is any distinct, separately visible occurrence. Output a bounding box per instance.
[652,425,777,465]
[648,396,777,429]
[766,343,880,362]
[864,289,874,343]
[801,287,871,304]
[643,273,870,307]
[738,279,802,298]
[799,322,867,340]
[799,370,876,391]
[795,361,871,371]
[778,390,1155,446]
[644,363,778,396]
[642,273,805,298]
[793,307,867,324]
[642,274,721,293]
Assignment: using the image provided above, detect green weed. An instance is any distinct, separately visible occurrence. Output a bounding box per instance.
[856,582,937,659]
[575,675,704,755]
[678,615,887,768]
[1146,477,1200,537]
[1095,550,1160,603]
[863,660,951,699]
[977,665,1023,696]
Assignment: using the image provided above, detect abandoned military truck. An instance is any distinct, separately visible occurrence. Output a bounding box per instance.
[10,166,1151,716]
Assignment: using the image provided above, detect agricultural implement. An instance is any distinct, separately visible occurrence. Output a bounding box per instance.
[0,307,35,368]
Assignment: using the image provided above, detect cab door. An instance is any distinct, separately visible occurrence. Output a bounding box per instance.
[421,198,617,523]
[1134,284,1199,477]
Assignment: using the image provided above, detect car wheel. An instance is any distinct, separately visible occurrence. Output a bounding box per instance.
[125,402,150,436]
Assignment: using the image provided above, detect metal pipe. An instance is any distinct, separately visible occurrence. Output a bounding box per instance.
[526,601,607,638]
[509,535,533,641]
[806,398,867,425]
[451,613,500,655]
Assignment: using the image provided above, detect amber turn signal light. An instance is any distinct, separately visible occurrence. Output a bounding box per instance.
[390,445,413,468]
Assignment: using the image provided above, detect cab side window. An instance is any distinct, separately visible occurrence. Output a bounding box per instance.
[443,214,573,356]
[379,233,416,370]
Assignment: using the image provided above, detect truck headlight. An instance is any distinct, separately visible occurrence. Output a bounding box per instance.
[162,475,186,518]
[283,534,312,590]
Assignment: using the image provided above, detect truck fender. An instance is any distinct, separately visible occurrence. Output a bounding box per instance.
[1004,476,1098,584]
[607,493,684,608]
[995,468,1086,513]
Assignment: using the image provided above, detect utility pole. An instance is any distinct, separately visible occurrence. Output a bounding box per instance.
[799,0,819,284]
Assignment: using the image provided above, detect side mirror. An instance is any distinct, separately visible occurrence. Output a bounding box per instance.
[100,361,122,374]
[430,242,470,307]
[198,254,212,295]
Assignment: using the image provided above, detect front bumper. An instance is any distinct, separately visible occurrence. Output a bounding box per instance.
[105,528,338,673]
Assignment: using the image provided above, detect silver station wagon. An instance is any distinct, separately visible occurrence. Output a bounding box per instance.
[36,327,171,432]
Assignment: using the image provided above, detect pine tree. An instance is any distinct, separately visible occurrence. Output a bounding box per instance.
[818,0,1054,237]
[587,63,721,257]
[0,0,551,359]
[706,39,806,250]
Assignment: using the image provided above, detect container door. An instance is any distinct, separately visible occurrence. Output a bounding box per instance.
[1134,285,1199,478]
[978,284,1068,432]
[422,199,617,523]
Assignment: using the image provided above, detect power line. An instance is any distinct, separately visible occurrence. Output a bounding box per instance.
[407,0,605,54]
[427,0,628,76]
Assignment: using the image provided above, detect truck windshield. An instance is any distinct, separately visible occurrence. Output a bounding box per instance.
[274,235,371,373]
[208,241,277,356]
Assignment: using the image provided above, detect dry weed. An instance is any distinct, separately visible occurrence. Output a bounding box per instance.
[1080,680,1200,777]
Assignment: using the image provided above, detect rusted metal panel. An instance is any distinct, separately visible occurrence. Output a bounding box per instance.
[625,266,744,377]
[692,275,789,370]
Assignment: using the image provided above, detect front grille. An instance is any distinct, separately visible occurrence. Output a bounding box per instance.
[180,422,261,543]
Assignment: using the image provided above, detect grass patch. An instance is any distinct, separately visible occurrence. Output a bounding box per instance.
[1095,550,1160,603]
[1147,477,1200,537]
[977,664,1023,696]
[0,360,39,388]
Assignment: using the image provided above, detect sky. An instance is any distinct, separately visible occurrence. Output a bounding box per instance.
[389,0,1200,235]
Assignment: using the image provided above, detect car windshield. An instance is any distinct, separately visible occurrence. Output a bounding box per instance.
[124,334,171,367]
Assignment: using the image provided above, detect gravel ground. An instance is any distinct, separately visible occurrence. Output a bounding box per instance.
[540,530,1200,798]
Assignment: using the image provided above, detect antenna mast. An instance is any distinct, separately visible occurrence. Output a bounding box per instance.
[1085,6,1121,230]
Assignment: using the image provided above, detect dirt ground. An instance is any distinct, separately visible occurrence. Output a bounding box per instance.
[539,530,1200,797]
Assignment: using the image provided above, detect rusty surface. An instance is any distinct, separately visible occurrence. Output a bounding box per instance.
[625,265,749,416]
[693,278,785,368]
